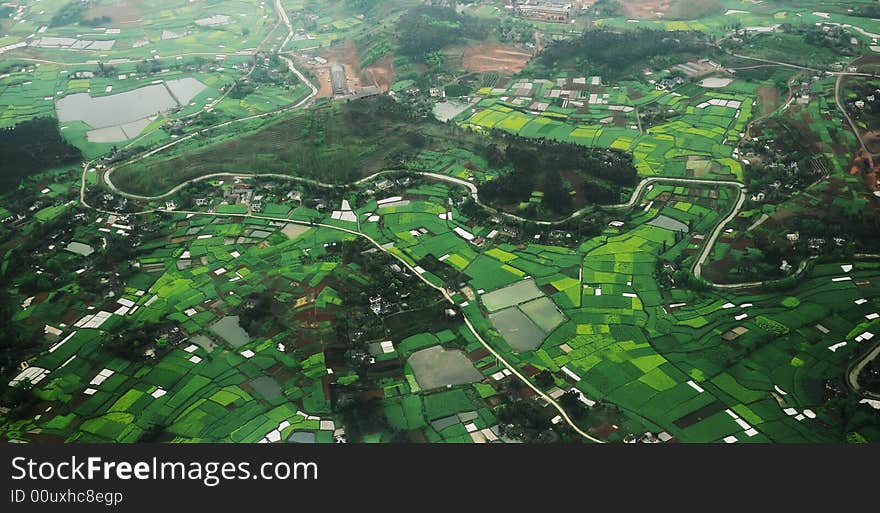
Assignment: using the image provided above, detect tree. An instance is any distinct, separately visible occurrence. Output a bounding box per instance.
[396,5,488,62]
[559,390,588,419]
[334,393,388,443]
[0,381,39,421]
[0,118,82,189]
[535,370,554,388]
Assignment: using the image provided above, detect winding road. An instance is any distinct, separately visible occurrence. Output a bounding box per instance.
[71,17,880,442]
[835,69,871,156]
[847,339,880,401]
[72,0,610,442]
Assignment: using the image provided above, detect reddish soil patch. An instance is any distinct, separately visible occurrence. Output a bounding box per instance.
[705,255,736,280]
[23,432,69,443]
[313,41,395,98]
[86,1,144,24]
[477,361,496,372]
[618,0,672,20]
[863,130,880,154]
[730,237,753,251]
[60,309,81,325]
[756,86,780,116]
[359,389,385,401]
[589,422,619,439]
[362,54,395,92]
[849,148,879,191]
[460,43,532,74]
[521,364,540,377]
[321,375,332,401]
[316,41,361,97]
[468,347,490,361]
[769,206,795,224]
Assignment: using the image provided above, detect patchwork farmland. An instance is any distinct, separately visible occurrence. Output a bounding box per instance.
[4,0,880,447]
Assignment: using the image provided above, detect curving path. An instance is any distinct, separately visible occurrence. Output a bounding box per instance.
[847,339,880,401]
[84,0,319,207]
[102,161,748,282]
[153,206,607,443]
[835,69,871,156]
[74,35,880,441]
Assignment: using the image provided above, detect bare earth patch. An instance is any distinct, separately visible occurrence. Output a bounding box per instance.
[313,41,395,97]
[362,54,395,92]
[408,346,482,390]
[86,1,145,24]
[756,85,780,116]
[618,0,672,20]
[461,43,532,74]
[282,223,311,240]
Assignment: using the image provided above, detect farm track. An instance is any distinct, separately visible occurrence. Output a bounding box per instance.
[847,338,880,401]
[738,72,801,150]
[835,71,871,156]
[102,163,747,281]
[87,1,320,205]
[723,51,877,157]
[75,34,880,442]
[98,159,833,293]
[70,0,606,443]
[149,205,608,443]
[88,45,880,288]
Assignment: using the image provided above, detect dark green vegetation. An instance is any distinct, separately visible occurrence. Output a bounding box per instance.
[395,5,489,63]
[853,2,880,18]
[857,352,880,395]
[481,141,637,218]
[532,29,710,81]
[48,0,108,28]
[49,1,89,27]
[724,24,860,68]
[843,76,880,152]
[0,117,82,189]
[228,55,302,100]
[6,0,880,446]
[113,97,460,195]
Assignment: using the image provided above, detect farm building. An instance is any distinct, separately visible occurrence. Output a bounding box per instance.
[515,0,576,22]
[64,241,94,257]
[352,85,381,100]
[330,64,348,96]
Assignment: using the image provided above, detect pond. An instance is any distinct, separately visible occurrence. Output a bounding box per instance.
[489,307,546,352]
[190,334,216,353]
[519,297,566,333]
[55,77,206,142]
[408,346,482,390]
[86,118,152,143]
[165,77,207,105]
[56,84,178,129]
[647,214,689,233]
[209,316,251,348]
[286,431,316,443]
[249,376,282,400]
[481,279,544,312]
